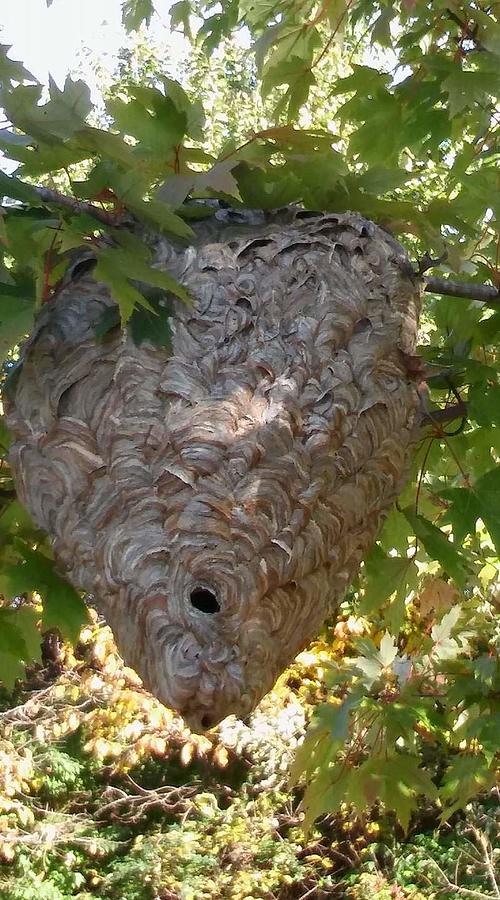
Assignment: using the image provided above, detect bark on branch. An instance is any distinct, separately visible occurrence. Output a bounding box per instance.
[9,184,500,307]
[424,276,500,307]
[30,186,131,227]
[419,401,468,428]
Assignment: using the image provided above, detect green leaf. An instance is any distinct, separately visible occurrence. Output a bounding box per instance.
[198,13,231,55]
[301,768,353,836]
[289,726,327,789]
[290,689,363,790]
[45,76,92,137]
[0,609,31,660]
[0,44,36,85]
[402,507,471,589]
[169,0,192,39]
[0,651,26,692]
[378,506,413,553]
[159,77,205,142]
[74,126,139,169]
[107,92,186,153]
[293,695,364,833]
[94,245,190,323]
[348,95,403,165]
[122,0,154,31]
[261,26,321,100]
[471,467,500,554]
[0,128,34,148]
[351,653,383,686]
[0,293,35,358]
[94,254,151,324]
[466,713,500,765]
[287,70,316,120]
[355,166,412,195]
[199,161,240,199]
[477,311,500,345]
[0,499,36,544]
[0,171,39,204]
[3,140,89,179]
[129,293,172,349]
[350,754,437,832]
[0,607,41,690]
[0,416,11,452]
[0,543,89,644]
[156,174,195,208]
[139,198,194,239]
[157,161,241,207]
[440,755,495,820]
[361,544,417,614]
[443,67,500,118]
[41,576,89,644]
[441,466,500,556]
[330,65,391,99]
[93,305,121,342]
[131,261,191,304]
[4,77,92,141]
[0,606,41,661]
[440,486,481,546]
[350,633,406,687]
[158,77,190,117]
[468,382,500,426]
[371,6,395,47]
[468,8,500,57]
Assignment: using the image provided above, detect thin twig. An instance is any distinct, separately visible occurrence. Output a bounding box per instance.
[427,857,497,899]
[95,777,198,824]
[470,825,500,898]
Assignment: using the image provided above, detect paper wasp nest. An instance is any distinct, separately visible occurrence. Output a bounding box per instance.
[6,208,420,731]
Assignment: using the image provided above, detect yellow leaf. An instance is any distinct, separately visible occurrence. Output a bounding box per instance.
[149,736,166,756]
[180,742,194,766]
[418,577,460,619]
[212,745,229,768]
[123,666,143,686]
[0,842,16,862]
[66,712,81,732]
[193,734,212,757]
[346,615,368,635]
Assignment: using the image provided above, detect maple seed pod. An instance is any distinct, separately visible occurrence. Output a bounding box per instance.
[5,208,421,731]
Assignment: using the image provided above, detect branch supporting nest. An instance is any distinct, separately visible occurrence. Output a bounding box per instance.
[29,186,131,227]
[7,184,500,308]
[419,401,468,428]
[424,276,500,307]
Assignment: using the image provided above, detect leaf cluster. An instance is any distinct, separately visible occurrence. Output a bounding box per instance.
[0,0,499,831]
[0,619,496,900]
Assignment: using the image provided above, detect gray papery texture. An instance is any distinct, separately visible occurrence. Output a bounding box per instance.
[6,208,421,731]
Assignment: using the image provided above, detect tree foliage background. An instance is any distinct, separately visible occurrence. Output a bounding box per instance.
[0,1,499,896]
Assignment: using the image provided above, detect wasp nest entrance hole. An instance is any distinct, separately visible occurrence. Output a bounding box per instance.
[190,588,220,614]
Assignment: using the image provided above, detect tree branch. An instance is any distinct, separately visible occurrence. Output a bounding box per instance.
[419,401,468,428]
[8,185,500,310]
[424,276,500,307]
[30,186,131,227]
